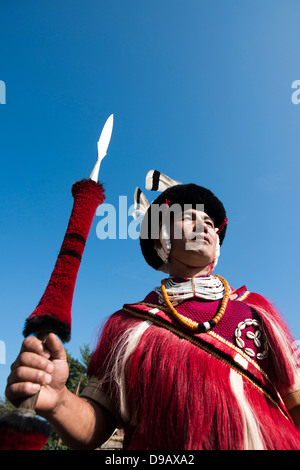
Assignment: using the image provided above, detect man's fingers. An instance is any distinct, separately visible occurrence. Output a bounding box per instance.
[20,336,51,358]
[6,381,41,402]
[44,333,66,361]
[5,363,50,405]
[7,366,52,387]
[19,334,66,362]
[10,351,54,374]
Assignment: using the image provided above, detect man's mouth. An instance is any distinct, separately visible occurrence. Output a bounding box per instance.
[185,234,210,245]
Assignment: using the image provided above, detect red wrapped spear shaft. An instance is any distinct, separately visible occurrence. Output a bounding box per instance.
[0,114,113,450]
[0,180,104,450]
[23,179,104,342]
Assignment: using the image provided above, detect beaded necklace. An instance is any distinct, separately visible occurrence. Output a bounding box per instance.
[161,275,230,333]
[155,276,225,304]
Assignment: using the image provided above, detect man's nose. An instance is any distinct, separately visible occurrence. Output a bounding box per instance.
[194,220,206,233]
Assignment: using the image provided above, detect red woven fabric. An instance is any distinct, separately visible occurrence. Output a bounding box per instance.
[144,290,268,370]
[0,428,49,450]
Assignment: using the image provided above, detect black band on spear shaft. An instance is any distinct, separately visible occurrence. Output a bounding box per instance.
[23,315,71,343]
[64,232,86,245]
[58,249,82,261]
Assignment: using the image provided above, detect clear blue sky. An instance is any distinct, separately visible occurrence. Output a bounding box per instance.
[1,1,300,397]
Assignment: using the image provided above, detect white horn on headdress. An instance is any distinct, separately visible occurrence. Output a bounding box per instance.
[131,170,181,271]
[145,170,180,192]
[132,187,150,220]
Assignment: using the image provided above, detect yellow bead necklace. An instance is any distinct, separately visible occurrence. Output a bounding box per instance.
[161,275,230,333]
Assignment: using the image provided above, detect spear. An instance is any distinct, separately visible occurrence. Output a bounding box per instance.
[0,115,113,450]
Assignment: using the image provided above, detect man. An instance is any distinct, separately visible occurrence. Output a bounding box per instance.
[5,171,300,449]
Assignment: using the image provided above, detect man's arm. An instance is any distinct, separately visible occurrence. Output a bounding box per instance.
[289,406,300,432]
[42,389,116,449]
[283,390,300,432]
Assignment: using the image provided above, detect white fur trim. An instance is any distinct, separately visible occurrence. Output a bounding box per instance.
[229,369,265,450]
[107,321,151,422]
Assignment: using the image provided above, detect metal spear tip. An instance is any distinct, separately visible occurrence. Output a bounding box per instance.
[89,114,114,182]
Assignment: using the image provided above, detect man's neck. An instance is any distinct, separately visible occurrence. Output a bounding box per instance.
[167,257,213,279]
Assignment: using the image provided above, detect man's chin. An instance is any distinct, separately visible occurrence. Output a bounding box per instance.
[182,252,212,267]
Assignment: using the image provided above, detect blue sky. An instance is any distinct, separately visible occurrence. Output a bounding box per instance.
[1,1,300,397]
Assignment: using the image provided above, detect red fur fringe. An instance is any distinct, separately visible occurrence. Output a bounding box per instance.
[125,324,244,450]
[244,292,299,394]
[125,321,300,449]
[243,379,300,450]
[88,298,300,450]
[87,311,142,379]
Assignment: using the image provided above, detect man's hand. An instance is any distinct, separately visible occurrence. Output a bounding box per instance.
[6,333,69,415]
[6,333,116,449]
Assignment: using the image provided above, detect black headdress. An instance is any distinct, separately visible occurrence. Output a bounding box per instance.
[133,170,228,271]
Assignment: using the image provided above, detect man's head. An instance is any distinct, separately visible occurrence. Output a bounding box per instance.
[166,207,219,274]
[139,182,227,275]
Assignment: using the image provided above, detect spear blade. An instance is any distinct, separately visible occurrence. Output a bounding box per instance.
[89,114,114,182]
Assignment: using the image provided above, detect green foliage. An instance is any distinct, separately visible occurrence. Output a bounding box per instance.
[0,396,14,414]
[65,344,91,396]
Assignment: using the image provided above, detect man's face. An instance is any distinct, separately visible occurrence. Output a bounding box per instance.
[168,208,218,268]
